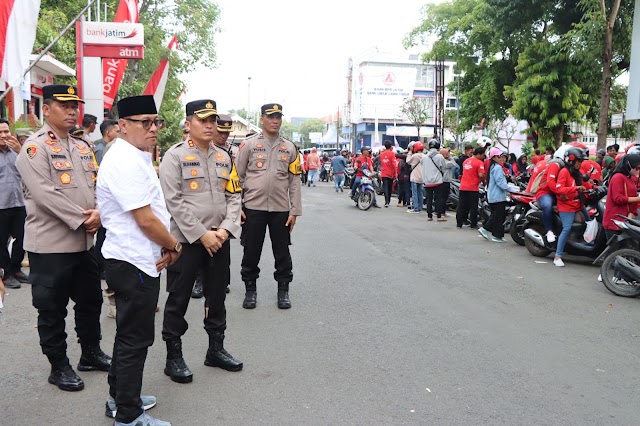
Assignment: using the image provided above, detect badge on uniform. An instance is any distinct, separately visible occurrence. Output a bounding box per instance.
[64,161,72,168]
[215,152,225,161]
[184,155,197,161]
[45,140,57,146]
[188,140,195,148]
[60,173,71,185]
[26,145,37,159]
[256,143,263,148]
[191,169,197,176]
[189,181,199,191]
[48,131,57,140]
[49,147,62,153]
[256,161,264,168]
[256,154,265,159]
[221,170,229,177]
[280,145,287,150]
[87,162,95,170]
[280,155,288,161]
[54,161,64,169]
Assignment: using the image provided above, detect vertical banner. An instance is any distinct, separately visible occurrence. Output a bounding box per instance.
[102,0,139,112]
[0,0,41,87]
[142,35,177,110]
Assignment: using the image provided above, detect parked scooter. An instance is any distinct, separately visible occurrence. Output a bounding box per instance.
[351,169,377,210]
[447,179,460,210]
[522,186,608,260]
[508,191,536,246]
[597,215,640,297]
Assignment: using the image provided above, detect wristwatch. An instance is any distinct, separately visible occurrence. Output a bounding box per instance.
[173,241,183,253]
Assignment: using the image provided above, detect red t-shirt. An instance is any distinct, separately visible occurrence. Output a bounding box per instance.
[531,155,544,165]
[526,159,547,193]
[555,168,593,212]
[379,150,397,179]
[460,157,485,191]
[355,156,373,178]
[604,173,640,230]
[581,159,602,183]
[535,162,562,199]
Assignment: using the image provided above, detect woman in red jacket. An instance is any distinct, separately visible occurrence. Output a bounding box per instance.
[553,147,590,267]
[603,153,640,240]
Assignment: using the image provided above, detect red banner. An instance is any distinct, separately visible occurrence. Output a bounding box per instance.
[102,0,139,112]
[142,35,177,110]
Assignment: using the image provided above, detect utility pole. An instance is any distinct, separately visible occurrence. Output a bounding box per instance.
[247,76,251,130]
[455,74,460,148]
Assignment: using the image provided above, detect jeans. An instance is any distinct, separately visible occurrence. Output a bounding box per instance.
[537,193,556,232]
[411,182,423,212]
[556,211,576,257]
[308,169,318,186]
[334,173,345,191]
[382,177,394,205]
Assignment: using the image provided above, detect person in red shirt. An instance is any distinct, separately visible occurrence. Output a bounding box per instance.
[456,146,486,228]
[351,146,380,207]
[580,158,602,184]
[526,157,548,192]
[553,147,590,267]
[534,157,563,242]
[531,149,544,164]
[603,154,640,239]
[379,141,398,207]
[302,152,309,185]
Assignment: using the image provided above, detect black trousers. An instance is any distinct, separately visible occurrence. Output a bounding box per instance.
[441,182,451,215]
[0,206,26,276]
[484,201,507,238]
[456,190,480,227]
[29,251,102,360]
[94,227,107,275]
[105,259,159,424]
[382,177,394,206]
[241,209,292,284]
[425,184,447,218]
[162,242,229,341]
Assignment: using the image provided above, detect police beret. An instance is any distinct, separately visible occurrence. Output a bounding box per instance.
[186,99,217,118]
[117,95,158,119]
[43,84,84,103]
[261,103,283,116]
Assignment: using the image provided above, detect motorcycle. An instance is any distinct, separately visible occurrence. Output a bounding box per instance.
[477,185,519,236]
[447,179,460,210]
[351,169,377,210]
[344,165,355,188]
[597,215,640,297]
[320,162,332,182]
[522,186,608,260]
[508,191,536,246]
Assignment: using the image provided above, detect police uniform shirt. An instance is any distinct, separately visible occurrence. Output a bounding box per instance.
[236,135,302,216]
[15,123,97,253]
[97,138,171,278]
[160,139,241,242]
[0,146,24,209]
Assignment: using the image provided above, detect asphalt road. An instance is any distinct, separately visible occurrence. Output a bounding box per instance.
[2,181,640,425]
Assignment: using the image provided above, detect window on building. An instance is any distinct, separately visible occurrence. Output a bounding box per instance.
[415,66,434,88]
[446,98,457,108]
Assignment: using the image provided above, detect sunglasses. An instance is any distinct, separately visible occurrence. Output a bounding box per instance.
[124,118,165,130]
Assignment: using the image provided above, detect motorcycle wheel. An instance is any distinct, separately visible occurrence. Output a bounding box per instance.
[600,248,640,297]
[524,224,552,257]
[357,189,374,211]
[510,216,526,246]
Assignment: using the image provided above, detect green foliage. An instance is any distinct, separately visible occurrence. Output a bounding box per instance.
[400,97,432,138]
[279,120,298,142]
[505,41,590,146]
[299,118,325,143]
[521,141,533,159]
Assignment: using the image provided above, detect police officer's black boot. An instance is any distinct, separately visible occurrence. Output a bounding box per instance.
[77,343,112,372]
[47,354,85,392]
[191,276,203,299]
[242,281,257,309]
[204,332,243,371]
[164,339,193,383]
[277,282,291,309]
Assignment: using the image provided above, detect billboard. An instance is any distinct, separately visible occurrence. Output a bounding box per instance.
[83,22,144,46]
[354,65,418,122]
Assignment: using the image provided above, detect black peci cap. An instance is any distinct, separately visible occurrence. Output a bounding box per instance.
[216,114,233,133]
[261,103,283,116]
[117,95,158,119]
[43,84,84,103]
[186,99,217,118]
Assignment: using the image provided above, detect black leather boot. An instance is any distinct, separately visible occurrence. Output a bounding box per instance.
[77,343,112,372]
[164,339,193,383]
[47,354,84,392]
[191,276,203,299]
[204,332,243,371]
[277,282,291,309]
[242,281,257,309]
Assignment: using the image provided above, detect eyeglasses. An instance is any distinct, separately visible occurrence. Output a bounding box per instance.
[124,118,165,130]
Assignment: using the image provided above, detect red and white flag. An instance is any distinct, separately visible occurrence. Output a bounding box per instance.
[143,35,177,110]
[0,0,41,87]
[102,0,139,111]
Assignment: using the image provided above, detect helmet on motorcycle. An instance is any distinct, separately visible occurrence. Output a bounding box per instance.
[553,144,569,160]
[564,147,588,165]
[361,146,371,153]
[477,136,492,148]
[413,142,425,153]
[428,139,440,150]
[626,144,640,155]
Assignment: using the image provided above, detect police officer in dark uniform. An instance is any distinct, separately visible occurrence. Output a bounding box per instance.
[159,100,243,383]
[236,103,302,309]
[15,85,111,392]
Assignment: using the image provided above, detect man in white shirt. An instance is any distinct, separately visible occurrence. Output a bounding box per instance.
[97,95,181,426]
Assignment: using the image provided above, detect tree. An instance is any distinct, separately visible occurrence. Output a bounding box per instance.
[400,97,432,140]
[485,117,519,153]
[279,120,298,143]
[299,118,325,144]
[505,41,590,147]
[443,109,462,145]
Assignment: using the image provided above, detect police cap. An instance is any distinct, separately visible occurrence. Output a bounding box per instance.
[43,84,84,103]
[186,99,218,119]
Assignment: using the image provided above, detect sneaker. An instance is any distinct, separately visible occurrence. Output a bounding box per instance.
[384,203,389,208]
[114,412,171,426]
[3,276,20,289]
[340,187,343,192]
[106,395,157,419]
[553,257,565,267]
[597,274,602,282]
[546,231,556,243]
[478,228,489,240]
[12,271,29,283]
[408,210,421,214]
[491,236,507,243]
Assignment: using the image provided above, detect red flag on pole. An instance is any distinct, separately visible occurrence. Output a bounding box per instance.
[102,0,139,112]
[0,0,41,87]
[143,35,177,110]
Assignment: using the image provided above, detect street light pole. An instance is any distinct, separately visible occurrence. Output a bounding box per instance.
[247,76,251,130]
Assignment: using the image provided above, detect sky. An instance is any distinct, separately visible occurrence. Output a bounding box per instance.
[182,0,430,119]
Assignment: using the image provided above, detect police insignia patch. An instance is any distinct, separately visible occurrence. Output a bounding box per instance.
[26,145,37,159]
[60,173,71,184]
[256,143,263,148]
[45,140,57,146]
[64,161,72,168]
[184,155,197,161]
[215,152,225,161]
[189,181,199,191]
[256,154,265,159]
[280,145,286,150]
[256,161,264,168]
[188,140,195,148]
[49,147,62,153]
[191,169,197,176]
[54,161,64,169]
[221,170,229,177]
[48,131,56,140]
[280,155,288,161]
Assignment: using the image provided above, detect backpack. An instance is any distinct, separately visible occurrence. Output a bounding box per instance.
[530,158,565,194]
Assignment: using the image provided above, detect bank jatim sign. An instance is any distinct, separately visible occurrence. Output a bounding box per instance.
[82,22,145,59]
